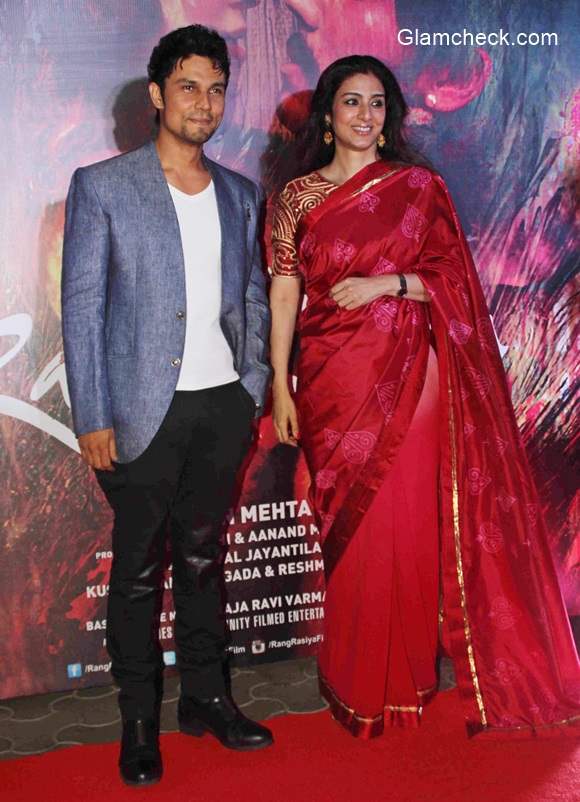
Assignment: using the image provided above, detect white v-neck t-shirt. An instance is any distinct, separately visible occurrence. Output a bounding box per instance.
[168,180,239,391]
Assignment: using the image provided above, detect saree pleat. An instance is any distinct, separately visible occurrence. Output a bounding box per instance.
[318,346,440,736]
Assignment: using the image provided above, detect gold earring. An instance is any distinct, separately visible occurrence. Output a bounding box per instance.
[377,133,386,148]
[323,129,334,146]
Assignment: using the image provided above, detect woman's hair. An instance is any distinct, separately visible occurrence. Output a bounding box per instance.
[295,54,428,176]
[147,24,230,92]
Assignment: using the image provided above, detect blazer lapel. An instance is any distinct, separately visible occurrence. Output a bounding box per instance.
[204,156,243,321]
[133,140,185,281]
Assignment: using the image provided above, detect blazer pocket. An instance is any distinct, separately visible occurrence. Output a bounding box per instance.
[105,301,135,356]
[244,200,256,244]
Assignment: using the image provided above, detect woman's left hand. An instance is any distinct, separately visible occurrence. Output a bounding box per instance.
[330,276,392,310]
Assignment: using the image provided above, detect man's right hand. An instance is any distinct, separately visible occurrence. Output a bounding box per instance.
[78,428,118,471]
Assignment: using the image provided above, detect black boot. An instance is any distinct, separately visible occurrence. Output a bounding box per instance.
[119,718,162,786]
[178,695,273,751]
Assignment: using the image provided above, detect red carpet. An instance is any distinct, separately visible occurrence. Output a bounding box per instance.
[2,690,578,802]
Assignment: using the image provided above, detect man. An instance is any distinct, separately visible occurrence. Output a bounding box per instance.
[61,25,272,787]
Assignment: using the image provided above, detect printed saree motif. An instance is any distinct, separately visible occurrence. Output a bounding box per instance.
[291,160,580,737]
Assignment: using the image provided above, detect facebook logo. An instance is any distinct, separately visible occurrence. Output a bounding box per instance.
[163,651,176,666]
[67,663,83,678]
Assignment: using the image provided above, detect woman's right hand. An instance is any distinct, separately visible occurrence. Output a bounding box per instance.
[272,385,300,446]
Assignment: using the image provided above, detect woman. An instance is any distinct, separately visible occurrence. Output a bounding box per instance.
[269,55,579,738]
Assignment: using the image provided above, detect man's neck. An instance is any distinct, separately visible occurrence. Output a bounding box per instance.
[154,128,212,195]
[154,127,206,174]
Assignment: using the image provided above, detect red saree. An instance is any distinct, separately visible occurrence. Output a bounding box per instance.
[286,161,580,738]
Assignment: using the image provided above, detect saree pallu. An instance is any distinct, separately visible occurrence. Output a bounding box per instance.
[293,161,580,738]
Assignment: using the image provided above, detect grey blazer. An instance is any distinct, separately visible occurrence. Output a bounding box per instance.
[61,141,271,463]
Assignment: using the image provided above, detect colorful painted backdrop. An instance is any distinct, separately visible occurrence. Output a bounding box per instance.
[0,0,578,699]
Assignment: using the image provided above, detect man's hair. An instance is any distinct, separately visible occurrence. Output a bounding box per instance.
[147,24,230,92]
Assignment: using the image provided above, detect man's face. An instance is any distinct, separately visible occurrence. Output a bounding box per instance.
[149,54,226,145]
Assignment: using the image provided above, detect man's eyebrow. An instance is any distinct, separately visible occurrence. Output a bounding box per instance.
[175,78,226,87]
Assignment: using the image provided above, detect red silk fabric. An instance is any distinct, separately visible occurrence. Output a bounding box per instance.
[317,344,441,736]
[294,161,580,737]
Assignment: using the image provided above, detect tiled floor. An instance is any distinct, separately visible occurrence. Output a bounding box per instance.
[0,656,457,760]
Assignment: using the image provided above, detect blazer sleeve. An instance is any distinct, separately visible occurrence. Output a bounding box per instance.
[240,182,272,415]
[61,168,113,436]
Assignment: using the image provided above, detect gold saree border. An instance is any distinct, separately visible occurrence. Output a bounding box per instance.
[349,167,404,199]
[322,667,580,737]
[447,365,488,727]
[319,669,437,737]
[478,713,580,735]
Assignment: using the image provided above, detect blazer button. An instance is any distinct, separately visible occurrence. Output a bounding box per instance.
[176,310,185,320]
[171,358,181,367]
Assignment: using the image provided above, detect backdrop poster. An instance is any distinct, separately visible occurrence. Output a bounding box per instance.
[0,0,578,698]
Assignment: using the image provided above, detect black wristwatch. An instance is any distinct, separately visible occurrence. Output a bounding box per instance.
[397,274,408,297]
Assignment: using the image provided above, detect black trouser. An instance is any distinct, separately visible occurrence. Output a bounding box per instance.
[96,380,255,720]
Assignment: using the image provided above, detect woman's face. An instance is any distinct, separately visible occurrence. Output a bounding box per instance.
[328,72,386,153]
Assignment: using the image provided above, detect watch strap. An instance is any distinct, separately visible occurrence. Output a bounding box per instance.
[397,273,408,297]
